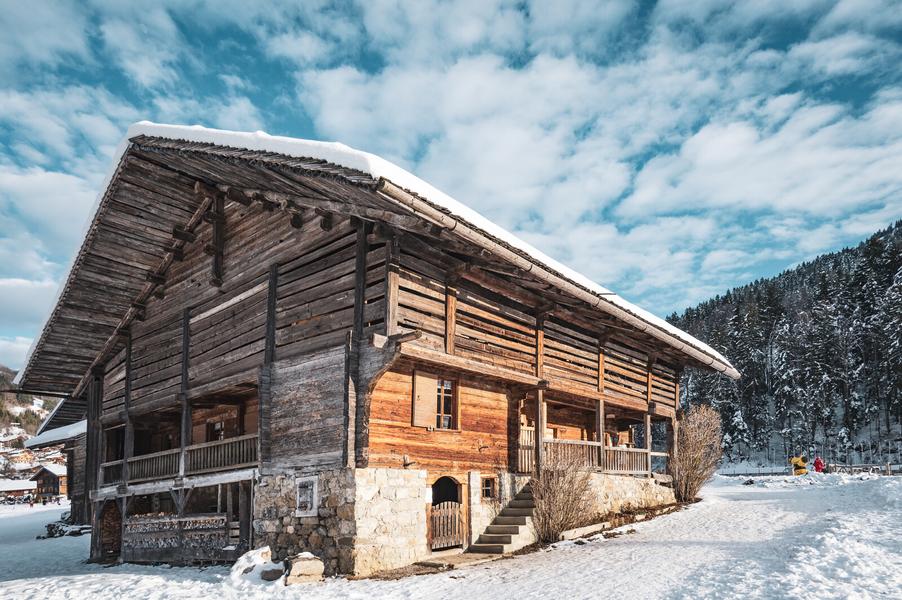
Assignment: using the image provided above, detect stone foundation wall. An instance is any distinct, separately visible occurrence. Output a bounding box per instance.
[353,467,429,576]
[252,468,355,575]
[586,473,676,517]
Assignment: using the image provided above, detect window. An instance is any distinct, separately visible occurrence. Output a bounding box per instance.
[481,477,497,500]
[436,379,456,429]
[295,476,318,517]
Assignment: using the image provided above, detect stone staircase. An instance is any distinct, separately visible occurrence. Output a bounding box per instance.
[468,484,537,554]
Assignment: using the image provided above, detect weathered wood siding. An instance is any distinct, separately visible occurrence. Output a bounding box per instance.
[100,200,357,419]
[269,345,350,470]
[367,359,513,474]
[394,237,678,414]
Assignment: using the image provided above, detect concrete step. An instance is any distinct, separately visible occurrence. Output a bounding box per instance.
[493,515,528,526]
[507,499,535,509]
[500,507,534,517]
[477,533,513,544]
[485,524,521,534]
[468,543,510,554]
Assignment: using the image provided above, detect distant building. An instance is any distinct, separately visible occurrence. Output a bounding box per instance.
[31,464,68,500]
[0,478,37,498]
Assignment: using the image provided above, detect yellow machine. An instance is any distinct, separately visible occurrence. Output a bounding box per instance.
[789,455,808,475]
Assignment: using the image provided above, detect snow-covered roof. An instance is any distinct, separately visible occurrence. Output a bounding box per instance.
[31,464,67,478]
[25,421,86,449]
[17,122,739,391]
[0,479,37,492]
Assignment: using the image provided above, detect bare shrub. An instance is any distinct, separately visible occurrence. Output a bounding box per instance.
[670,404,723,502]
[530,453,593,544]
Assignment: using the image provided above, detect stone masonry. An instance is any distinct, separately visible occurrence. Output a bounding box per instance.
[253,468,356,576]
[353,467,429,576]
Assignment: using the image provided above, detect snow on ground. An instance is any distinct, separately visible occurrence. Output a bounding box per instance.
[1,475,899,600]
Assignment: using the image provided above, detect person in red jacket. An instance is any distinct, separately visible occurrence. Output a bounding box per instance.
[813,456,825,473]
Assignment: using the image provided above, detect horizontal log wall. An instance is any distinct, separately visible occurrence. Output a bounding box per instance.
[102,199,357,419]
[395,238,678,412]
[367,359,513,474]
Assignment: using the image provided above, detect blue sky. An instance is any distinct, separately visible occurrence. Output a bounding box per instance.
[1,0,901,369]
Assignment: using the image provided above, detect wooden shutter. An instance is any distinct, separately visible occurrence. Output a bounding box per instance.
[412,370,437,428]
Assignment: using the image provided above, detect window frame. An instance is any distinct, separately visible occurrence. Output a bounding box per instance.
[434,378,459,431]
[480,476,497,501]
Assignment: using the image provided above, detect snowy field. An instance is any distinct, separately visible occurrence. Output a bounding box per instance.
[1,474,899,600]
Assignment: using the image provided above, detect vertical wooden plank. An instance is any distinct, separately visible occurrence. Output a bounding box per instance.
[597,342,605,393]
[535,315,545,378]
[210,191,225,287]
[122,330,133,486]
[384,236,400,336]
[596,397,605,468]
[178,308,190,478]
[264,263,278,365]
[535,390,545,474]
[238,480,250,547]
[257,262,278,469]
[444,284,457,354]
[645,412,652,477]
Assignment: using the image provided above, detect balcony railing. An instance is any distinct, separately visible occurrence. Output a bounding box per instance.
[100,459,124,486]
[98,434,259,486]
[517,427,670,477]
[129,448,181,482]
[185,433,258,476]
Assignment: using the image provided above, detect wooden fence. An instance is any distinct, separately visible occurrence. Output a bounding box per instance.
[430,501,464,550]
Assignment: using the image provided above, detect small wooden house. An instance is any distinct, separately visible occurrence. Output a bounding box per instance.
[15,123,738,574]
[26,420,89,522]
[31,464,68,499]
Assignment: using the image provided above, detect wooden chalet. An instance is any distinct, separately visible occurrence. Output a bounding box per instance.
[31,464,68,500]
[15,123,738,574]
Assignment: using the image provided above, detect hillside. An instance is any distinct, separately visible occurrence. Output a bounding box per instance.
[0,365,55,437]
[669,221,902,466]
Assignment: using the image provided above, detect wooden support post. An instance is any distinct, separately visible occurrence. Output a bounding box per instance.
[86,368,103,501]
[209,191,225,287]
[384,236,400,336]
[122,331,133,487]
[596,397,605,469]
[178,308,190,478]
[535,315,545,378]
[238,481,250,548]
[535,389,546,475]
[444,283,457,354]
[348,223,369,468]
[645,412,653,478]
[597,341,606,393]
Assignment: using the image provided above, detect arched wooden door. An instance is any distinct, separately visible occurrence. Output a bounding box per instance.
[429,476,464,550]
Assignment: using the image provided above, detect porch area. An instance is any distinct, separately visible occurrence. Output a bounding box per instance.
[99,390,259,487]
[516,393,675,478]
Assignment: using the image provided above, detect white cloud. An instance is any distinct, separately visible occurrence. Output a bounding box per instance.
[0,337,32,371]
[0,0,91,79]
[0,279,57,333]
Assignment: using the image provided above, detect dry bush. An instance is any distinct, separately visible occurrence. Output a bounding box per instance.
[530,453,593,544]
[671,404,723,502]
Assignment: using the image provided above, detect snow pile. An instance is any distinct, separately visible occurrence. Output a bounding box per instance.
[229,546,284,588]
[754,472,881,489]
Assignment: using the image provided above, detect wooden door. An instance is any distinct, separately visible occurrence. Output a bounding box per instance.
[430,500,464,550]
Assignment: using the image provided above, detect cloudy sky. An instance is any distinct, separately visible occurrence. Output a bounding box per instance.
[1,0,901,369]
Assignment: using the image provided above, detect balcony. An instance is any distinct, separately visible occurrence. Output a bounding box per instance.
[100,433,259,486]
[517,426,670,477]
